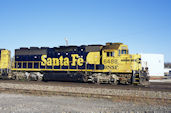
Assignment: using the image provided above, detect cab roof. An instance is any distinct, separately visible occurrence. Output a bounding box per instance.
[103,42,123,50]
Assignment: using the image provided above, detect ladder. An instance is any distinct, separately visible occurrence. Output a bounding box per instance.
[132,70,140,85]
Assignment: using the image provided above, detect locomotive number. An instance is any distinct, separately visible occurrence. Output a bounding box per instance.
[103,59,118,64]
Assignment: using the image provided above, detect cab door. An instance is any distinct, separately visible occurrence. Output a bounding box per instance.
[102,50,118,72]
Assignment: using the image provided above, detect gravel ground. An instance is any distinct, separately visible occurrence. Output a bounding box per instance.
[0,93,170,113]
[150,79,171,83]
[0,82,170,99]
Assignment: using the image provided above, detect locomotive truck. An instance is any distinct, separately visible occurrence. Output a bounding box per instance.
[0,42,149,85]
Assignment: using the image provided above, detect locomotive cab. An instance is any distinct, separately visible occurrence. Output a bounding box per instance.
[102,43,132,73]
[101,43,149,85]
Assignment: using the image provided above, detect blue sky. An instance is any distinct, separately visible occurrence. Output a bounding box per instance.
[0,0,171,62]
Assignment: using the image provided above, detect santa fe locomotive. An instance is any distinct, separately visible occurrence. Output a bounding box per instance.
[0,42,149,85]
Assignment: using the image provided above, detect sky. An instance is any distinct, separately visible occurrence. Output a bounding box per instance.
[0,0,171,62]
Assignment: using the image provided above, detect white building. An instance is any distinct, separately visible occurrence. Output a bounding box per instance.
[140,54,164,76]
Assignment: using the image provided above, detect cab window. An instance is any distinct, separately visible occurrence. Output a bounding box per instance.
[121,50,127,54]
[107,52,114,57]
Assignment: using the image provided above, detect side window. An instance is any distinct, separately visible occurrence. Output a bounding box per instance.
[121,50,127,54]
[107,52,110,57]
[107,52,115,57]
[111,52,114,56]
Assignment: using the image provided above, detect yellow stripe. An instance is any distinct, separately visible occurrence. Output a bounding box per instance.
[12,68,102,72]
[11,68,132,73]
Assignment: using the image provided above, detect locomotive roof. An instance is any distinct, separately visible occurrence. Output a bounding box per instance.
[103,43,123,50]
[16,43,125,55]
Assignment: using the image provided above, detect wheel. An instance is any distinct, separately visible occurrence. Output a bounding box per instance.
[42,76,48,82]
[82,75,88,82]
[37,76,43,81]
[110,80,118,85]
[96,78,100,85]
[92,78,100,84]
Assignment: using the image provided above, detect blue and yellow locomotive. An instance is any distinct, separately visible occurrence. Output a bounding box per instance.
[11,42,149,85]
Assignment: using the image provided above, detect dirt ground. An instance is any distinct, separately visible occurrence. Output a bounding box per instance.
[0,93,170,113]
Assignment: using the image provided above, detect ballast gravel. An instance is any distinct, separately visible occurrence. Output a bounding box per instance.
[0,82,170,99]
[0,93,170,113]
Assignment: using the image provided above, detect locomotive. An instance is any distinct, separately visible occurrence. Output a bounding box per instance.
[0,42,149,85]
[0,49,11,78]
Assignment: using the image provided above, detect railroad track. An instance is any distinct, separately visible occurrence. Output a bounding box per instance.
[0,79,171,105]
[0,79,171,92]
[0,87,170,105]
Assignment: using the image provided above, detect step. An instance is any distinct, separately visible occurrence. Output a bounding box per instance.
[135,78,140,80]
[133,82,140,84]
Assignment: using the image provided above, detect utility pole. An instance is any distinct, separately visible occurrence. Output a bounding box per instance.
[65,38,68,46]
